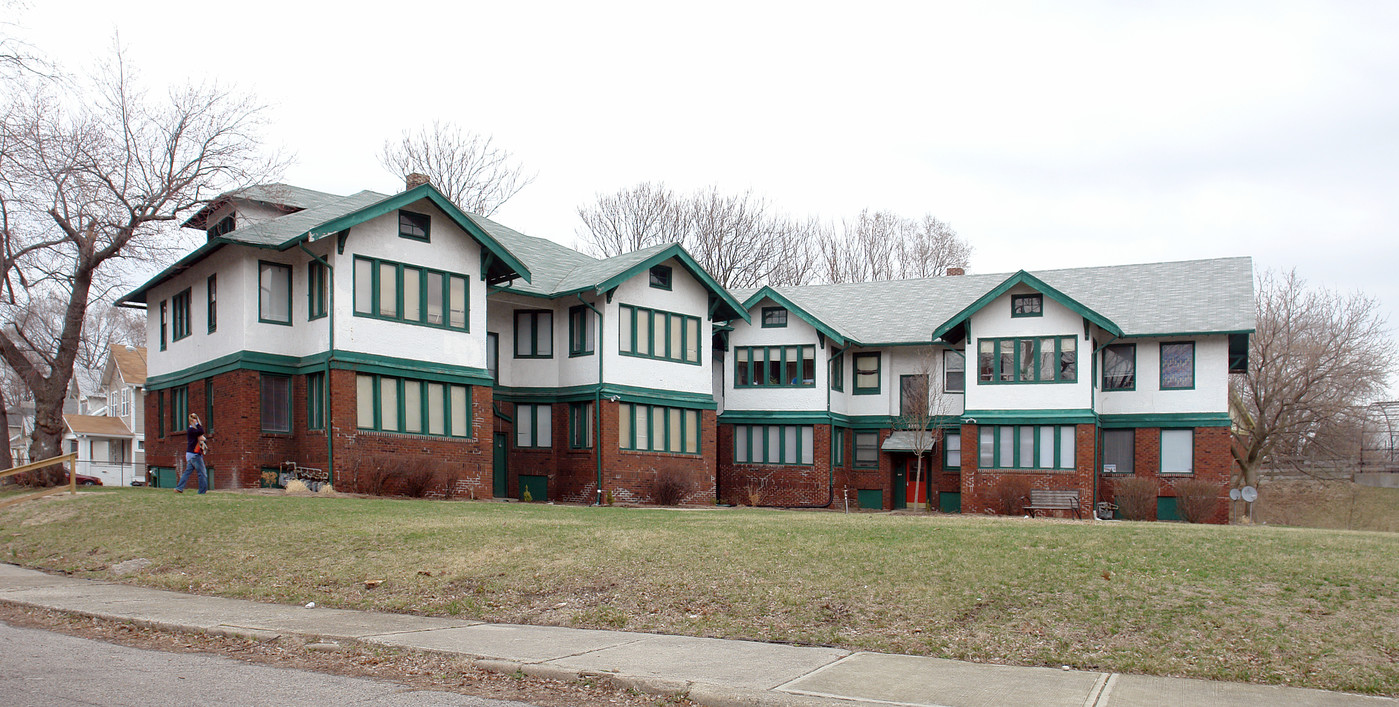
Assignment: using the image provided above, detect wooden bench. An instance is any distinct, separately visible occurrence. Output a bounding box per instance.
[1026,489,1081,519]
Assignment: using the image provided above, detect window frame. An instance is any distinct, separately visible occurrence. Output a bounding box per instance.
[852,352,881,395]
[568,402,593,449]
[352,255,470,331]
[617,303,702,365]
[306,372,325,430]
[852,431,879,468]
[206,275,217,333]
[618,403,701,455]
[830,350,844,392]
[257,261,293,326]
[204,379,214,434]
[259,374,292,434]
[355,373,473,438]
[170,385,188,436]
[944,350,965,393]
[207,213,236,239]
[976,336,1078,384]
[732,423,811,465]
[733,345,816,388]
[648,265,672,290]
[1101,428,1135,474]
[1011,293,1043,317]
[159,300,167,351]
[171,288,192,341]
[943,428,962,469]
[761,307,788,328]
[514,403,552,449]
[308,260,328,320]
[514,309,554,359]
[831,426,845,467]
[568,305,593,357]
[156,390,165,438]
[1159,341,1196,390]
[1102,343,1137,391]
[900,374,929,418]
[398,210,430,242]
[976,424,1077,470]
[1160,428,1194,474]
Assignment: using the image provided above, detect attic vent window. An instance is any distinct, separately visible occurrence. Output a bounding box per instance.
[649,265,672,290]
[1011,294,1043,317]
[761,307,787,328]
[399,210,430,241]
[207,214,235,239]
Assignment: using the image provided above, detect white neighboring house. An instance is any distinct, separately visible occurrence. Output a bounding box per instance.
[60,345,147,486]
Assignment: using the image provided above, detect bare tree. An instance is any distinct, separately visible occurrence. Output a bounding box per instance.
[0,48,277,482]
[576,182,685,257]
[1231,269,1398,508]
[818,210,972,284]
[379,121,533,217]
[895,347,957,511]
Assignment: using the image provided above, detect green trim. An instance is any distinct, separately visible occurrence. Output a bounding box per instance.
[1010,293,1043,318]
[259,373,293,433]
[495,383,717,410]
[306,371,325,430]
[830,350,844,392]
[734,345,816,388]
[976,423,1077,470]
[961,409,1097,425]
[741,287,846,346]
[731,422,811,465]
[1160,428,1195,474]
[397,209,430,242]
[1101,342,1136,392]
[852,430,879,468]
[976,335,1079,385]
[568,401,593,449]
[1119,329,1254,339]
[852,352,881,395]
[567,304,593,357]
[618,303,702,365]
[158,301,167,350]
[356,372,474,438]
[257,261,293,326]
[171,288,192,341]
[148,349,491,390]
[305,184,530,285]
[1098,412,1230,428]
[648,264,672,290]
[353,255,470,332]
[592,244,748,323]
[931,271,1123,341]
[760,306,788,328]
[717,410,908,429]
[1159,341,1196,390]
[618,401,703,455]
[206,274,217,333]
[513,309,554,358]
[331,350,492,387]
[307,260,328,321]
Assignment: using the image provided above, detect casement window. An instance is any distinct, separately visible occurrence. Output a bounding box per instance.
[830,350,844,391]
[514,403,551,448]
[734,345,815,388]
[206,275,217,333]
[1229,333,1249,374]
[398,210,430,241]
[853,352,881,394]
[831,426,845,466]
[260,375,291,433]
[353,256,468,330]
[944,350,965,393]
[853,431,879,468]
[487,332,499,381]
[733,424,812,465]
[568,305,593,357]
[1011,293,1043,317]
[976,425,1076,470]
[1160,342,1195,390]
[514,310,553,358]
[170,386,188,435]
[258,261,292,325]
[1102,429,1134,474]
[900,374,929,417]
[618,403,701,455]
[1161,429,1194,474]
[356,374,472,438]
[568,402,593,448]
[207,213,235,239]
[171,288,191,341]
[156,391,165,437]
[977,336,1077,384]
[159,301,167,351]
[649,265,672,290]
[1102,343,1136,391]
[761,307,787,328]
[943,429,961,469]
[306,372,325,430]
[204,379,214,433]
[618,304,701,364]
[308,261,328,320]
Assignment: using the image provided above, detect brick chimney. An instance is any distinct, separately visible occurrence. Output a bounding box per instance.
[946,267,965,276]
[405,173,431,190]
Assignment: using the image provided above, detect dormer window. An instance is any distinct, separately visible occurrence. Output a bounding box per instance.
[207,214,236,239]
[1011,294,1042,317]
[399,210,430,241]
[649,265,672,290]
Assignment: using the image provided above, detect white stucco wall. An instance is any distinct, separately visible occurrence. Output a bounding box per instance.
[1095,335,1230,414]
[602,258,712,396]
[963,287,1093,412]
[724,297,829,412]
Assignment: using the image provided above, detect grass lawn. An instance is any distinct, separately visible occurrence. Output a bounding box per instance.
[3,488,1397,696]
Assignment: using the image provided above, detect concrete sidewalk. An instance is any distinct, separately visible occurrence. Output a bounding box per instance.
[0,564,1390,707]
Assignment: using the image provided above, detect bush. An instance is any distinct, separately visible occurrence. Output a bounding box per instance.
[340,452,396,496]
[398,461,440,498]
[745,484,763,507]
[652,468,692,506]
[991,476,1032,515]
[1113,476,1157,521]
[1175,479,1222,523]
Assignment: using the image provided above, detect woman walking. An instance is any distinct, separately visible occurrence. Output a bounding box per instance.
[175,413,208,494]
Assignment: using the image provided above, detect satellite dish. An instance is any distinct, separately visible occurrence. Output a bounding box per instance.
[1241,486,1258,503]
[1229,488,1241,501]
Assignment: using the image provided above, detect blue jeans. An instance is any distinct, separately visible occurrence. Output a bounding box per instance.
[177,453,208,494]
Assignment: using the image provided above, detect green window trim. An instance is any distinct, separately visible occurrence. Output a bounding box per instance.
[618,303,702,365]
[171,288,191,341]
[830,351,844,392]
[976,425,1077,470]
[514,309,554,359]
[513,403,551,448]
[852,352,881,395]
[170,385,188,436]
[398,210,430,241]
[1102,343,1136,391]
[257,261,293,326]
[943,428,962,469]
[734,345,816,388]
[761,307,788,328]
[204,379,214,434]
[852,430,879,468]
[206,275,217,333]
[648,264,672,290]
[733,424,812,465]
[159,301,167,351]
[356,373,474,439]
[260,374,292,433]
[831,426,845,467]
[1159,341,1196,390]
[1011,293,1043,317]
[156,390,165,437]
[976,336,1078,385]
[307,261,328,321]
[1160,428,1194,474]
[352,255,469,332]
[944,350,966,393]
[306,372,325,431]
[568,402,593,448]
[568,305,593,357]
[619,402,702,455]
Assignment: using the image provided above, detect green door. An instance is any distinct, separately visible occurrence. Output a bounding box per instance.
[1157,496,1180,521]
[493,433,508,498]
[892,461,907,510]
[857,489,883,510]
[152,467,176,488]
[939,492,962,513]
[519,474,547,502]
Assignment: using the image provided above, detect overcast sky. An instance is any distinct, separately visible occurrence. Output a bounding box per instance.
[14,1,1399,389]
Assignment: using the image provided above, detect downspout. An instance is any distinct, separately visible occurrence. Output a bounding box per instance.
[1090,333,1119,519]
[300,241,334,486]
[579,293,604,505]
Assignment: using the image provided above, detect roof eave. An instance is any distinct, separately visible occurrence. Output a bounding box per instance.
[591,244,751,323]
[741,286,847,346]
[930,270,1124,341]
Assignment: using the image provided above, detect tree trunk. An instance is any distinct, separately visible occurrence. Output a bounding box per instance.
[0,392,11,471]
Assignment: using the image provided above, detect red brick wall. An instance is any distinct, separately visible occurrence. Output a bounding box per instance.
[717,424,834,507]
[960,423,1095,518]
[1094,426,1233,524]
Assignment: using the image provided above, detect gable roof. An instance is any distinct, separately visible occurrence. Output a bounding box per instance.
[930,270,1123,340]
[106,345,148,387]
[64,414,133,437]
[182,183,342,230]
[737,257,1254,346]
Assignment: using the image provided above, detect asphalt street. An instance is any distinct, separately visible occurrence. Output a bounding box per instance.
[0,621,532,707]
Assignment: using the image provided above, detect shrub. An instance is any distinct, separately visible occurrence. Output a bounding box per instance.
[398,462,439,498]
[340,452,396,496]
[653,468,692,506]
[1113,477,1157,521]
[745,484,763,507]
[284,479,311,495]
[1175,479,1222,523]
[317,484,337,496]
[991,476,1032,515]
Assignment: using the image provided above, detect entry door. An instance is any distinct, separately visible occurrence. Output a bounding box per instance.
[492,433,508,498]
[903,457,930,508]
[892,461,907,510]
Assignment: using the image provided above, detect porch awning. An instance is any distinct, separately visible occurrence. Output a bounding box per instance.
[881,431,938,453]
